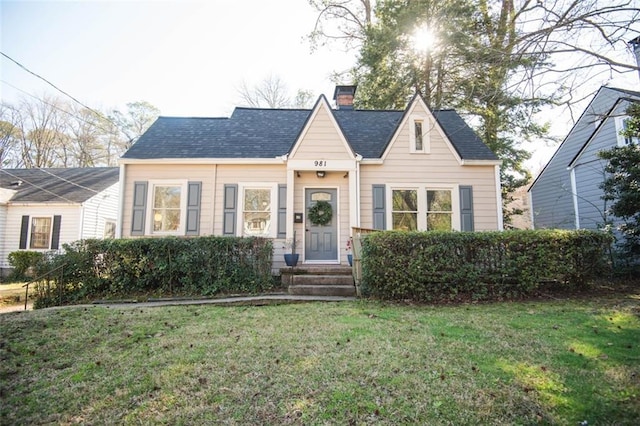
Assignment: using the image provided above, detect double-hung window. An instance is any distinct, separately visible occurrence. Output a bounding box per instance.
[19,214,61,250]
[145,181,188,235]
[152,185,182,232]
[243,188,271,236]
[392,189,418,231]
[239,184,277,237]
[426,189,453,231]
[30,217,52,249]
[389,185,459,231]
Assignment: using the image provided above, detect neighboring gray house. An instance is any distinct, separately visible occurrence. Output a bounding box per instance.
[0,167,120,276]
[529,86,640,230]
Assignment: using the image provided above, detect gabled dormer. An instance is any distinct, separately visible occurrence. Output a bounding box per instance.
[288,95,357,161]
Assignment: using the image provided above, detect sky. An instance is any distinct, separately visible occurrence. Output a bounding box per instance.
[1,0,639,172]
[0,0,355,117]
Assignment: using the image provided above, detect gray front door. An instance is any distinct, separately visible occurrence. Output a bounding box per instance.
[305,188,338,261]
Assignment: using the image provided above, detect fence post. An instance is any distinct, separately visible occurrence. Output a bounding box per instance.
[58,266,63,306]
[23,283,29,310]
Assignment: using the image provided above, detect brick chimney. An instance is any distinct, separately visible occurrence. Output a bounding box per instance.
[629,36,640,81]
[333,85,357,110]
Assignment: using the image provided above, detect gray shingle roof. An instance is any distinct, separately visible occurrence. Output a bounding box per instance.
[432,110,497,160]
[123,101,498,161]
[0,167,119,203]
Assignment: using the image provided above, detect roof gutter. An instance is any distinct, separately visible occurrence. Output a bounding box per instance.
[119,158,285,165]
[460,159,502,166]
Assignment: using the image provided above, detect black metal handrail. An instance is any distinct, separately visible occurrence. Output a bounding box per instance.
[21,263,66,311]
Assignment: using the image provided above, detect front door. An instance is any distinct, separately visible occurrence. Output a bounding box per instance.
[305,188,338,262]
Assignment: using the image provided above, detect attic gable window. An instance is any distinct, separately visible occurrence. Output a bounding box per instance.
[615,116,639,147]
[410,116,430,153]
[415,121,423,151]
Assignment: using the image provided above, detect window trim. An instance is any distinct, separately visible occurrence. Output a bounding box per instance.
[29,216,53,249]
[146,180,188,235]
[237,183,278,238]
[409,115,430,154]
[615,116,639,147]
[386,184,460,231]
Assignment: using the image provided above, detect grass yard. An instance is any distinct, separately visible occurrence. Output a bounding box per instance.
[1,295,639,425]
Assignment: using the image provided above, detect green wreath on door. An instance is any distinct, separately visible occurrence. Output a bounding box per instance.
[308,200,333,226]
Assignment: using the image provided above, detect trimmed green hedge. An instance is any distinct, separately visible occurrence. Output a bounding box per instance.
[361,230,613,302]
[34,236,273,308]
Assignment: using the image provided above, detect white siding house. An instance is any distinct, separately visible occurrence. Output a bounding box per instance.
[0,168,120,276]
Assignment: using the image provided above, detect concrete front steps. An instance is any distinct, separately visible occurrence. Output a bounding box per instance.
[280,265,356,297]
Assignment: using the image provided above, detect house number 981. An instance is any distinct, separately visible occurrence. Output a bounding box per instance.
[314,160,327,167]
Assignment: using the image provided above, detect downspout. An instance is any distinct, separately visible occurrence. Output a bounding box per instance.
[494,165,504,230]
[212,164,217,234]
[528,190,535,230]
[355,157,361,228]
[569,167,580,229]
[78,201,85,241]
[116,163,126,238]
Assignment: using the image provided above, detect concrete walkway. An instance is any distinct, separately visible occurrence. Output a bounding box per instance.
[1,294,357,314]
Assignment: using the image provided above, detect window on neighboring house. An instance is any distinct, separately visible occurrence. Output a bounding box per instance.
[30,217,51,249]
[152,185,182,233]
[242,187,272,237]
[615,116,639,147]
[392,189,418,231]
[104,220,116,239]
[426,189,452,231]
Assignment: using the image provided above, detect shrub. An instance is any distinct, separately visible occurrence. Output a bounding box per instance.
[32,236,273,308]
[360,230,613,303]
[7,251,45,281]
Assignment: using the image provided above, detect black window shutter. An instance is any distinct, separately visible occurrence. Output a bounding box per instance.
[372,184,386,230]
[223,184,238,235]
[19,215,29,249]
[131,181,148,236]
[51,215,62,249]
[277,184,287,238]
[459,186,474,232]
[185,182,202,236]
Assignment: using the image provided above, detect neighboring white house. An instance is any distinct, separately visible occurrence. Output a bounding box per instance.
[0,167,120,277]
[118,86,502,270]
[529,86,640,231]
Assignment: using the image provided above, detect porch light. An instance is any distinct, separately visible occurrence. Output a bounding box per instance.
[316,171,326,178]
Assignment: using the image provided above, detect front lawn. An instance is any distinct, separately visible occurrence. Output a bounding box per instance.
[1,296,639,424]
